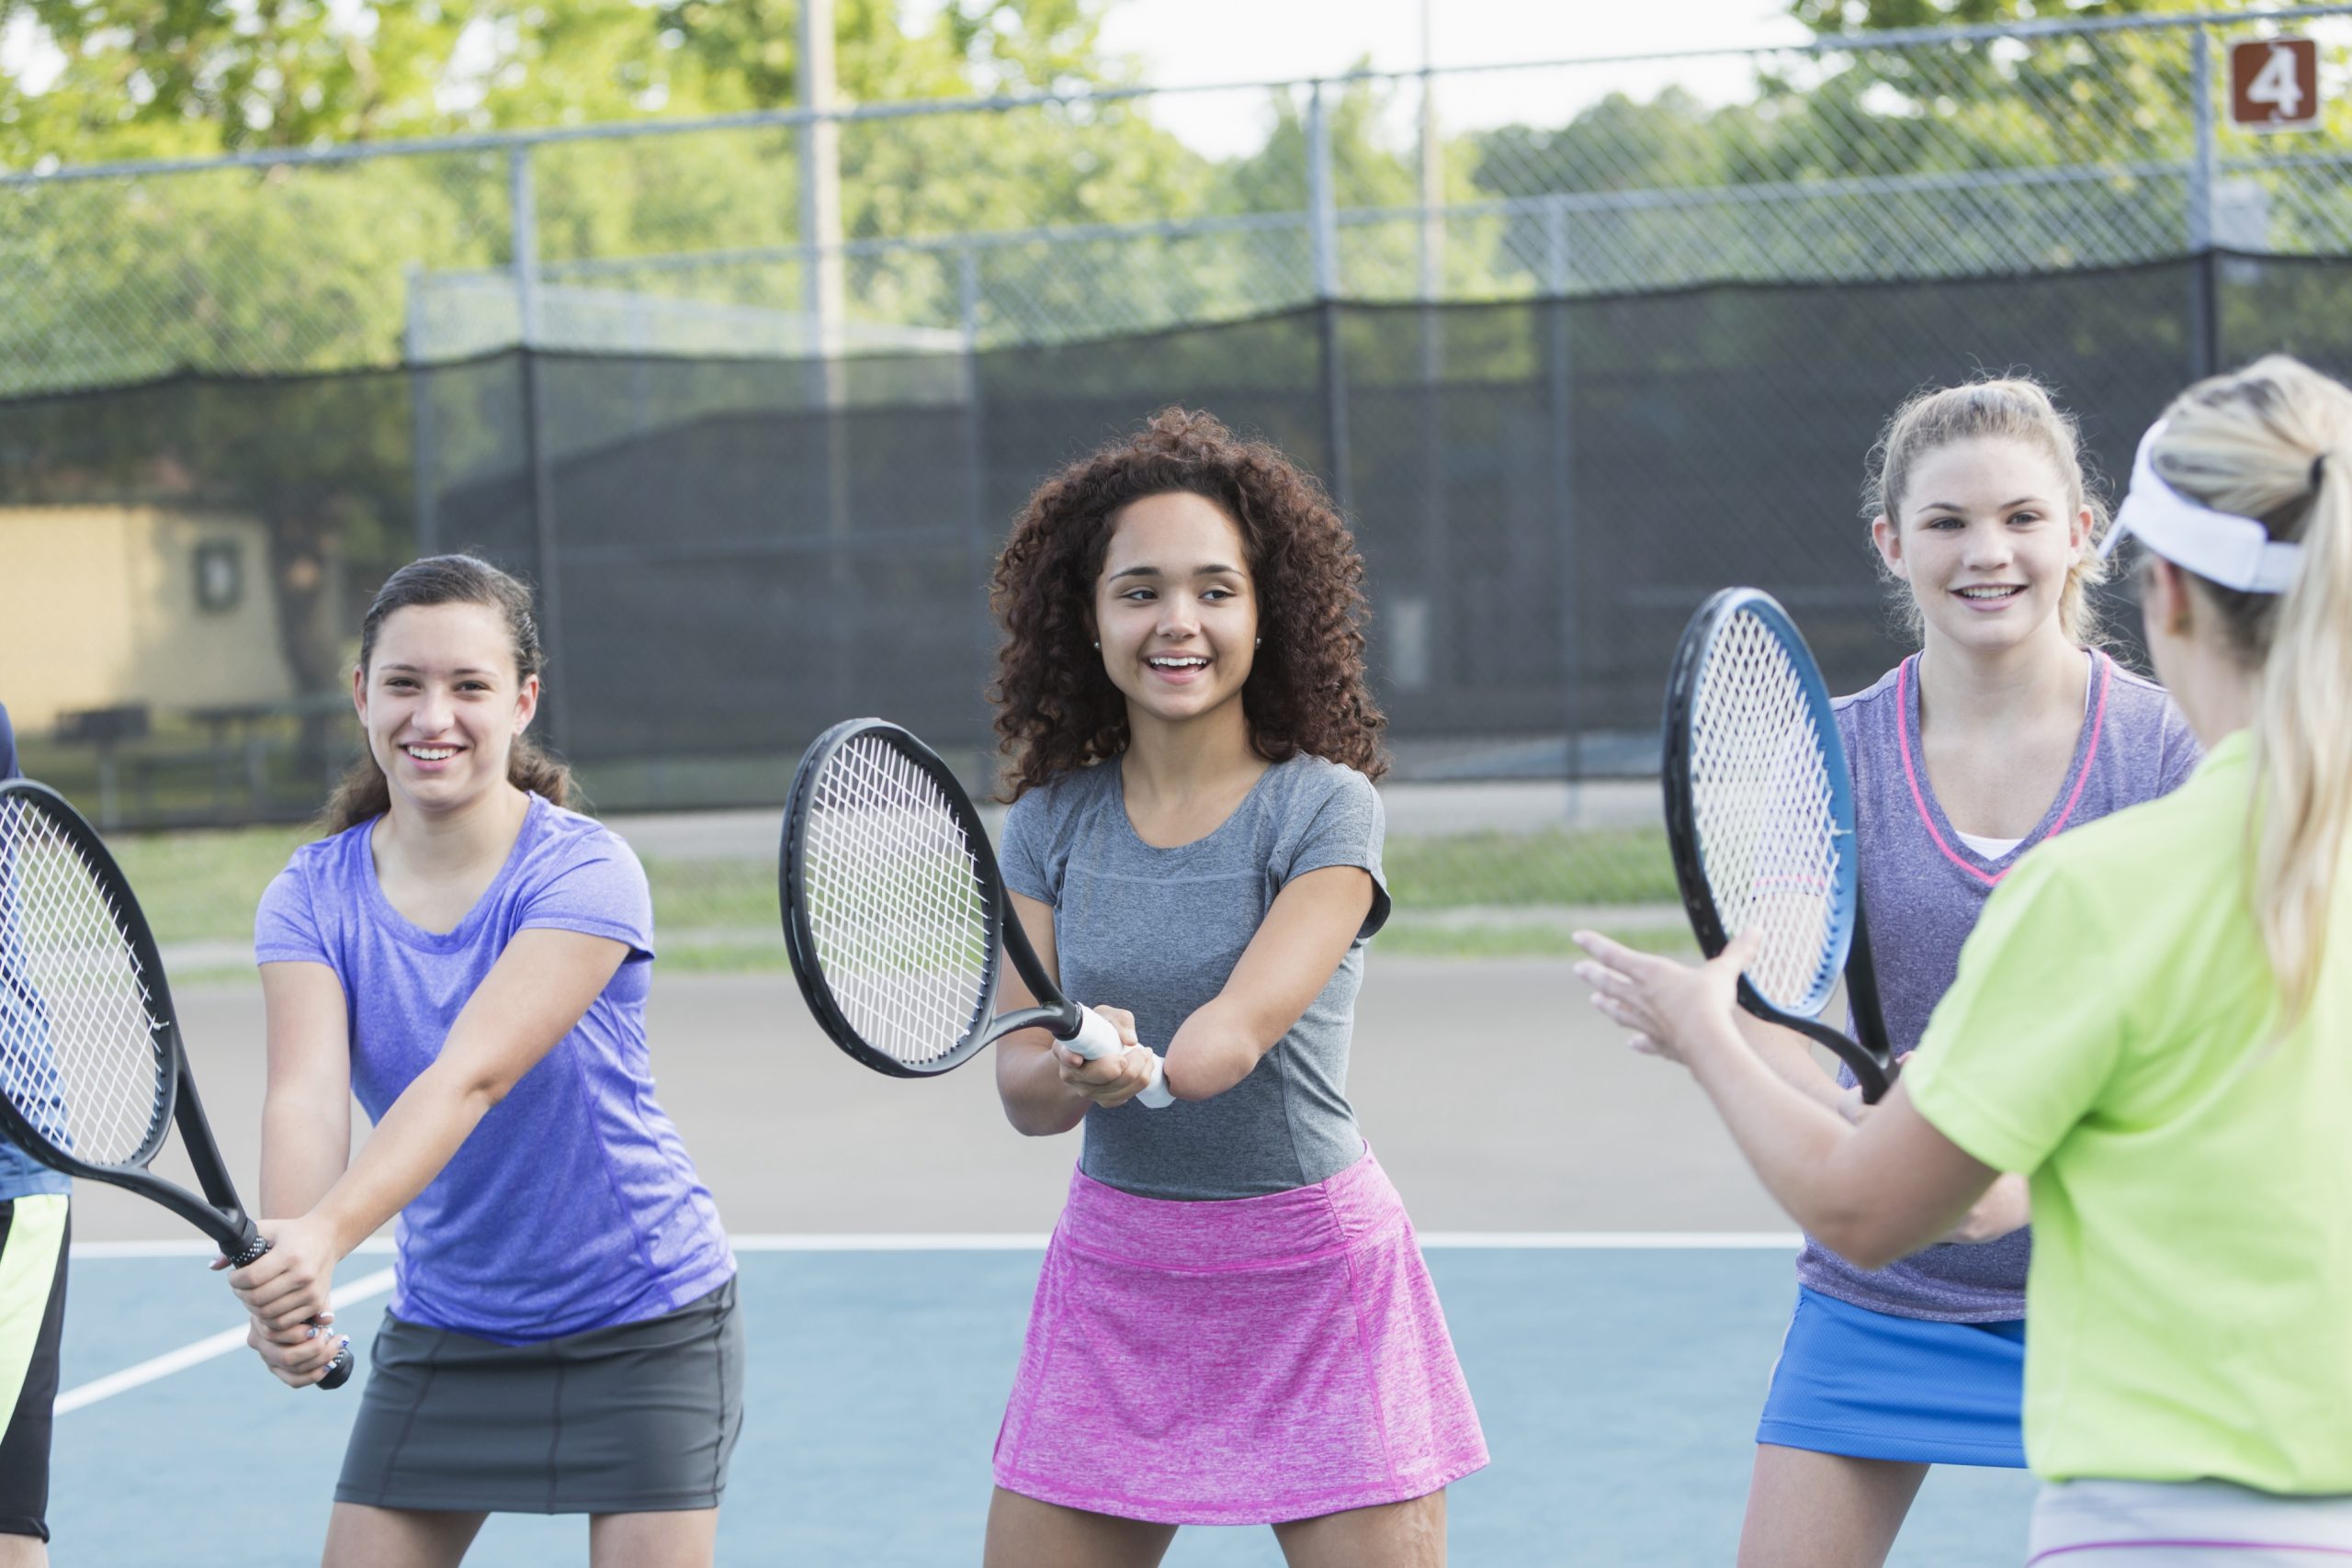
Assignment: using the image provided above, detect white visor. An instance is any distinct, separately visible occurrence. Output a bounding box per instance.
[2099,420,2302,594]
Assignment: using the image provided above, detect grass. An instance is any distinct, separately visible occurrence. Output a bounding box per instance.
[1385,827,1676,908]
[109,818,1683,981]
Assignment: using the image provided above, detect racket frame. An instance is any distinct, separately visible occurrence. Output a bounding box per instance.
[0,779,353,1387]
[1661,590,1896,1102]
[780,718,1084,1079]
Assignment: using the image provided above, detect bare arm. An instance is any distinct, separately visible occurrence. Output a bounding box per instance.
[232,929,629,1330]
[256,961,355,1222]
[1736,1011,1857,1114]
[1158,865,1373,1100]
[1738,991,2031,1244]
[993,891,1096,1136]
[1577,931,1999,1269]
[993,866,1374,1124]
[239,961,356,1384]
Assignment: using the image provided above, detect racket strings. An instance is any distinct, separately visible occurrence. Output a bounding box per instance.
[0,796,172,1166]
[1688,613,1844,1011]
[800,737,992,1066]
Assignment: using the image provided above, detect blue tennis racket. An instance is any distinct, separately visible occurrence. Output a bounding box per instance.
[1661,588,1894,1102]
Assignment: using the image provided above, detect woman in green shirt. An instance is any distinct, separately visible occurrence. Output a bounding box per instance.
[1576,354,2352,1564]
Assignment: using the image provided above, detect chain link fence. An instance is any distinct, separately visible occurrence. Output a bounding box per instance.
[6,9,2352,953]
[6,7,2352,391]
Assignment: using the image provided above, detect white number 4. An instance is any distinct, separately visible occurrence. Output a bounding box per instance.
[2248,43,2307,120]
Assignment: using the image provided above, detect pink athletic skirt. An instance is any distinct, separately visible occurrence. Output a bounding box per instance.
[992,1147,1488,1526]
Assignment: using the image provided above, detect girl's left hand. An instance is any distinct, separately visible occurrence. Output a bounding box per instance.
[1057,1005,1163,1108]
[225,1214,343,1335]
[1572,927,1759,1070]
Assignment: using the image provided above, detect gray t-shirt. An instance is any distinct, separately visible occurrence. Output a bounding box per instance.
[999,753,1391,1201]
[1797,650,2202,1321]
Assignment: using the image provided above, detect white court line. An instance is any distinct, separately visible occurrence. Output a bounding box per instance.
[73,1237,398,1260]
[78,1232,1800,1258]
[721,1231,1802,1250]
[53,1267,396,1416]
[56,1232,1797,1411]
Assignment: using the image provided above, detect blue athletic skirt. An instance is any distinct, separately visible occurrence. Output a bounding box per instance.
[1756,1286,2027,1468]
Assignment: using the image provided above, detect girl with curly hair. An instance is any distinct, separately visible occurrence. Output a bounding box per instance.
[981,410,1487,1567]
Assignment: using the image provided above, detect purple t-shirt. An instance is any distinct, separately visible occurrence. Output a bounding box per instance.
[255,793,733,1343]
[1796,650,2200,1321]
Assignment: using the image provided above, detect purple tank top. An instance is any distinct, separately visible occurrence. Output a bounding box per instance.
[1795,650,2201,1321]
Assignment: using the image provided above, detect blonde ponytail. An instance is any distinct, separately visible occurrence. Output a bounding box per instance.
[2149,355,2352,1026]
[2252,452,2352,1024]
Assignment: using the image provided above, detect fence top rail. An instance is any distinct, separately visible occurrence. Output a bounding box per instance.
[6,3,2348,192]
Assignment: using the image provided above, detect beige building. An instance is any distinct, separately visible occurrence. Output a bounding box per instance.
[1,506,297,732]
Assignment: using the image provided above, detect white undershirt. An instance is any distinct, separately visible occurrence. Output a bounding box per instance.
[1953,828,2025,861]
[1944,654,2097,865]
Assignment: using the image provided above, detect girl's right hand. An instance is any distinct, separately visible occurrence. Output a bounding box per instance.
[1057,1005,1162,1108]
[244,1310,349,1389]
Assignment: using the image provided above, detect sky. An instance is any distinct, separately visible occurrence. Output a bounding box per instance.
[4,0,1817,152]
[1100,0,1808,84]
[1082,0,1812,156]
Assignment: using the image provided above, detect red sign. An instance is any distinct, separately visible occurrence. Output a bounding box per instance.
[2231,38,2322,130]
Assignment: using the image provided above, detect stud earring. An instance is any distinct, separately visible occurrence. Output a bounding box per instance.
[1254,637,1261,648]
[1091,639,1100,649]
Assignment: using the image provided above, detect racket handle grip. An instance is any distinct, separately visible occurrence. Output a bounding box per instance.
[239,1234,358,1392]
[1067,1007,1174,1111]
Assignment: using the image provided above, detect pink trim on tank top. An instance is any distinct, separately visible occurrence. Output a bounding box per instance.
[1896,651,2112,887]
[2029,1541,2352,1562]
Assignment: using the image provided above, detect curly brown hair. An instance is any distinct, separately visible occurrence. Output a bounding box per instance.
[989,408,1387,799]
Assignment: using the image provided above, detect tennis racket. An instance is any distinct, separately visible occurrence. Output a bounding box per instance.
[0,780,353,1388]
[780,718,1171,1104]
[1661,588,1895,1102]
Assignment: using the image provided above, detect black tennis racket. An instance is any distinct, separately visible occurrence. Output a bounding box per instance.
[1662,588,1895,1102]
[780,718,1170,1104]
[0,780,353,1388]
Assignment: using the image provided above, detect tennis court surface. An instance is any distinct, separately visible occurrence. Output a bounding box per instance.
[54,964,2035,1565]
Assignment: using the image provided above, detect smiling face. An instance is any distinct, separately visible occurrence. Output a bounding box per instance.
[1092,491,1259,736]
[1872,435,2092,660]
[355,602,538,818]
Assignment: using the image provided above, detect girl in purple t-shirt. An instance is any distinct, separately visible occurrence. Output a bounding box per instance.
[1699,381,2196,1565]
[230,557,740,1567]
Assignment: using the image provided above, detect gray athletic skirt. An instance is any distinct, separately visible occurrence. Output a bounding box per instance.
[336,1278,744,1515]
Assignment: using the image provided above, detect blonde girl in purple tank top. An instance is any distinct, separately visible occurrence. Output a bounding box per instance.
[1611,379,2197,1568]
[980,411,1486,1566]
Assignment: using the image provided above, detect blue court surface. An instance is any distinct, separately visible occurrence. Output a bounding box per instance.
[52,1242,2035,1566]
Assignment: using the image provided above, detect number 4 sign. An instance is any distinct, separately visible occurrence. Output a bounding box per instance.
[2231,38,2322,130]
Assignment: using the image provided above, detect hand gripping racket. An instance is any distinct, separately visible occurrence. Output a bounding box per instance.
[1662,589,1896,1102]
[780,718,1172,1104]
[0,781,354,1388]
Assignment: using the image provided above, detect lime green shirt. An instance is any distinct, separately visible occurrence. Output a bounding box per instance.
[1905,729,2352,1493]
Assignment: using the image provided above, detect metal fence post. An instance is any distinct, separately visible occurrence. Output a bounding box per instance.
[2188,21,2220,379]
[510,144,570,749]
[1307,82,1338,302]
[1307,82,1351,519]
[404,263,439,558]
[958,243,995,751]
[1548,265,1579,792]
[1545,196,1571,297]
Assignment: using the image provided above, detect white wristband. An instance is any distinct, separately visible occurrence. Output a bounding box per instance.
[1134,1049,1174,1110]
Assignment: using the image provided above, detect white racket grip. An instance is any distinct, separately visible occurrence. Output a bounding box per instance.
[1067,1006,1174,1110]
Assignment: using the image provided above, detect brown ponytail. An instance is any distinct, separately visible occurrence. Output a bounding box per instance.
[320,555,574,835]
